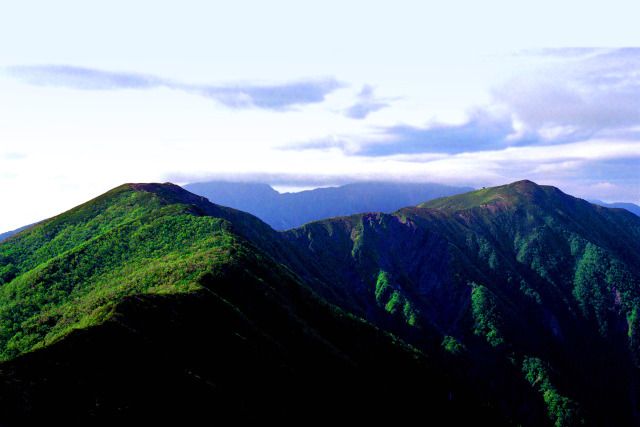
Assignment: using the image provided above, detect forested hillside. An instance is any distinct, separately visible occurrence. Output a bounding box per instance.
[1,180,639,425]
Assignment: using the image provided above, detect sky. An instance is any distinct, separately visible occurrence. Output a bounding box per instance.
[1,0,640,232]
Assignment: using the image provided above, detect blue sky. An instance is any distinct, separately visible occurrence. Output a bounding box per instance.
[1,0,639,232]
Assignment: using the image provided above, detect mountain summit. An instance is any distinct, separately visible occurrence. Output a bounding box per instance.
[420,179,556,208]
[1,180,640,425]
[285,179,640,425]
[0,182,499,425]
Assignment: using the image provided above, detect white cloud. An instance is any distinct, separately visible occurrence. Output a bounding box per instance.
[491,49,640,140]
[4,65,344,111]
[2,3,640,231]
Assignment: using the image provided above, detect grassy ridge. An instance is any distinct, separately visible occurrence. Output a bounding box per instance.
[0,208,239,359]
[0,185,245,360]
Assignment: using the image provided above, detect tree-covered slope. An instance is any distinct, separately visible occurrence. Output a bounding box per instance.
[285,180,640,426]
[418,181,640,425]
[0,183,235,359]
[3,179,639,425]
[0,182,502,424]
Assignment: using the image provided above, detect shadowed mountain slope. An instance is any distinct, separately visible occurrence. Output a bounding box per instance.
[285,180,640,426]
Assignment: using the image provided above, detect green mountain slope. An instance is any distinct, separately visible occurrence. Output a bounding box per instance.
[3,179,640,425]
[285,180,640,426]
[0,182,502,425]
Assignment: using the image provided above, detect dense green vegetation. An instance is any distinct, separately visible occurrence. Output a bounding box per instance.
[0,185,247,360]
[522,357,578,427]
[470,283,505,347]
[0,182,509,425]
[286,180,640,426]
[0,210,237,359]
[1,179,640,425]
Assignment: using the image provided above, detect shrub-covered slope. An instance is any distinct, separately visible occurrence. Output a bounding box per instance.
[285,180,640,426]
[0,182,501,424]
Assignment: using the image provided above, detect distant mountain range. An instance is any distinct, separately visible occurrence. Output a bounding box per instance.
[589,199,640,216]
[182,181,474,230]
[0,223,40,243]
[2,182,639,240]
[1,180,640,424]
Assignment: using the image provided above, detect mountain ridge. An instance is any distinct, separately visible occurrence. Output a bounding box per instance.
[589,199,640,217]
[0,181,504,424]
[1,179,640,425]
[182,180,474,230]
[285,179,640,425]
[4,180,638,241]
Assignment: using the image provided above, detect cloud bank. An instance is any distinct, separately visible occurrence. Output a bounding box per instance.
[4,65,344,111]
[492,48,640,139]
[277,48,640,203]
[3,49,639,233]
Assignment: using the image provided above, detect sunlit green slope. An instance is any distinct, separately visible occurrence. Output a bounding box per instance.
[0,184,239,359]
[0,182,498,425]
